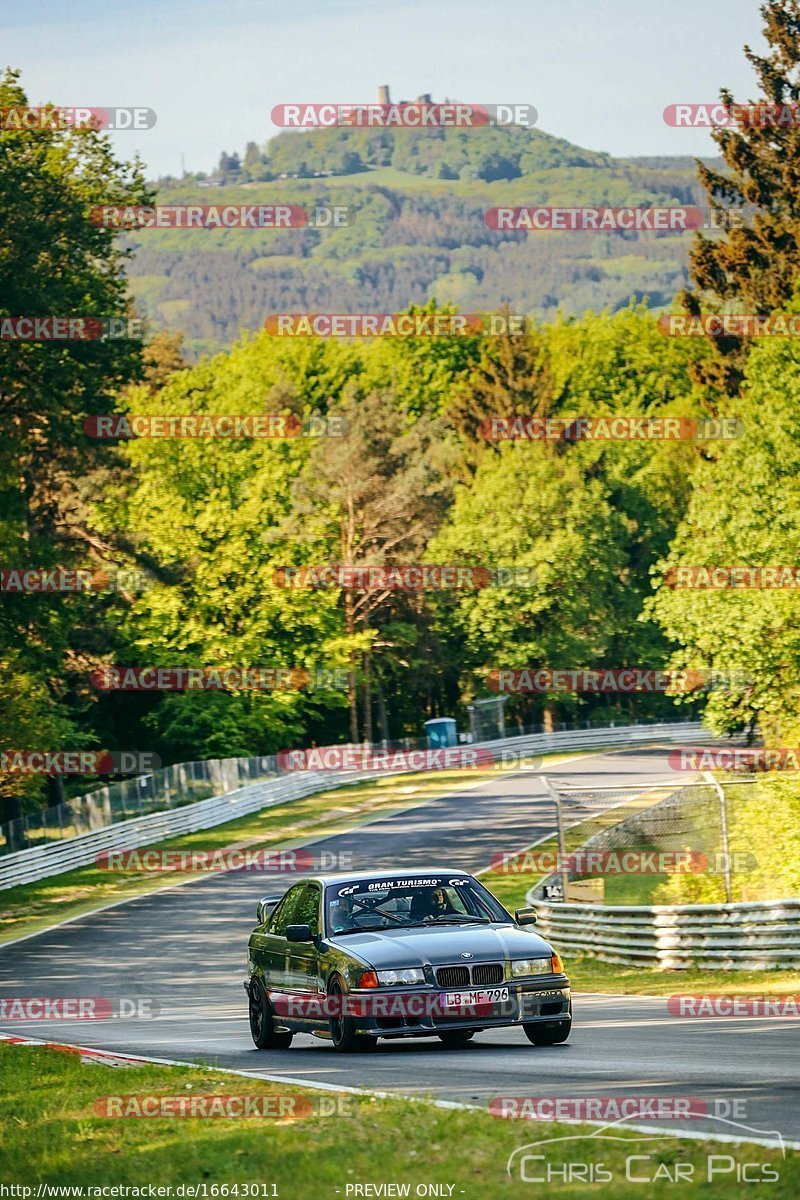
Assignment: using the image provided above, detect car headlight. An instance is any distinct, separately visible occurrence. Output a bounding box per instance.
[510,957,552,978]
[376,968,426,986]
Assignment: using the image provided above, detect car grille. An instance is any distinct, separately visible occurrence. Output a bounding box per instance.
[436,966,470,988]
[435,963,504,988]
[473,963,504,986]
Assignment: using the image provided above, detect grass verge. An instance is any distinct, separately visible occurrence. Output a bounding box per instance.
[0,1042,796,1195]
[568,956,800,996]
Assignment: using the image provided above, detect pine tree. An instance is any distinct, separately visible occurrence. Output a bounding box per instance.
[683,0,800,393]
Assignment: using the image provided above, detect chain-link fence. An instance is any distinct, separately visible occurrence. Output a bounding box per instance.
[533,775,773,906]
[0,756,279,856]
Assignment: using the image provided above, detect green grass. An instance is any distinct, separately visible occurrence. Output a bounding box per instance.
[0,1043,796,1194]
[0,752,580,945]
[567,956,800,996]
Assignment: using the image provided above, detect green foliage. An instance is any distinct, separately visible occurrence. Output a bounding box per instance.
[136,150,706,355]
[648,333,800,744]
[682,0,800,392]
[654,776,800,903]
[427,447,629,721]
[262,124,610,183]
[0,68,152,817]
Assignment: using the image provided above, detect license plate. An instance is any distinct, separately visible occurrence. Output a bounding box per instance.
[443,987,509,1007]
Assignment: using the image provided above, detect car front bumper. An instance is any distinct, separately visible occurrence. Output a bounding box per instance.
[348,977,571,1037]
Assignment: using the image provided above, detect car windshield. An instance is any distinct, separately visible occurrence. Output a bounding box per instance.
[325,874,509,936]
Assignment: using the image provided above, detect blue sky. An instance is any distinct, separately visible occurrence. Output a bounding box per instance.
[3,0,767,177]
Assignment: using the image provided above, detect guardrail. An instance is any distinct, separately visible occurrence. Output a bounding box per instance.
[528,897,800,970]
[0,719,704,892]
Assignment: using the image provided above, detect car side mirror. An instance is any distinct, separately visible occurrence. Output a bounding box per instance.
[515,908,538,926]
[286,923,314,943]
[257,897,276,924]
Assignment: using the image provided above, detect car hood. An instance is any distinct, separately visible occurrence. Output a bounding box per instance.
[328,923,554,970]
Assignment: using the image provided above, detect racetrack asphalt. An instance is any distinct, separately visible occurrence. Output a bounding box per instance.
[1,745,798,1148]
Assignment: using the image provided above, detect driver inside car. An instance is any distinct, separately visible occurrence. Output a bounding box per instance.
[329,895,353,933]
[410,886,457,921]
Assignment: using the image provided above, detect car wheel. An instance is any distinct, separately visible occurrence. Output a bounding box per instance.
[437,1030,475,1047]
[328,976,376,1053]
[248,978,293,1049]
[523,1000,572,1046]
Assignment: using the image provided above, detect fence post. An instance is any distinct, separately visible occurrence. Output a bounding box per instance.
[703,770,732,904]
[543,776,569,902]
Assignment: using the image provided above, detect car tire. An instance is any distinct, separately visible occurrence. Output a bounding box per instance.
[328,976,376,1053]
[523,1000,572,1046]
[248,978,293,1049]
[437,1030,475,1047]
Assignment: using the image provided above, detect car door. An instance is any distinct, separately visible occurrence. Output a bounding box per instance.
[259,882,307,991]
[285,883,323,1003]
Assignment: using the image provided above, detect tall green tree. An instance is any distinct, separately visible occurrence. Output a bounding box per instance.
[289,385,455,740]
[649,335,800,746]
[682,0,800,392]
[427,446,629,727]
[0,68,152,819]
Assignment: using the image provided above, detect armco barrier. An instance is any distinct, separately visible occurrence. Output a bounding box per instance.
[528,897,800,970]
[0,720,703,892]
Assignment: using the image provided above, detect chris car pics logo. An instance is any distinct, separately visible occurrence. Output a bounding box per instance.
[505,1114,784,1185]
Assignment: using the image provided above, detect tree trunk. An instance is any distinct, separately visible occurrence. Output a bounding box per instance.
[376,672,389,746]
[363,652,373,745]
[347,652,359,743]
[344,588,359,742]
[46,775,66,808]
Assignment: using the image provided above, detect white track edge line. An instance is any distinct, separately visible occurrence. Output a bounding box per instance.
[2,1033,796,1151]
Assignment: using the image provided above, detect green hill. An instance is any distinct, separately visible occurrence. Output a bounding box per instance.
[128,123,718,357]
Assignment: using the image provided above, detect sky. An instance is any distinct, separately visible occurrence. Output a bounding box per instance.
[2,0,768,178]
